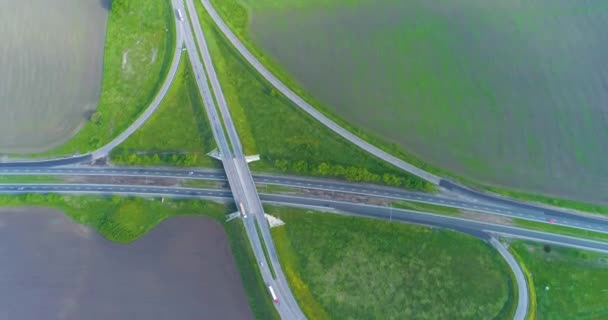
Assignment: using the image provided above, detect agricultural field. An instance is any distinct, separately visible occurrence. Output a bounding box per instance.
[111,55,218,168]
[0,0,109,153]
[38,0,175,157]
[0,194,278,319]
[511,241,608,319]
[194,1,431,191]
[211,0,608,204]
[268,206,515,319]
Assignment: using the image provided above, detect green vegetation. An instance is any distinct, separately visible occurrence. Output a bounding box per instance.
[181,179,224,189]
[486,186,608,216]
[0,194,224,243]
[513,218,608,242]
[194,1,431,191]
[40,0,175,156]
[392,200,460,216]
[111,55,217,167]
[0,175,62,183]
[225,219,281,320]
[206,0,608,213]
[511,241,608,319]
[255,220,276,279]
[267,206,514,319]
[509,245,537,320]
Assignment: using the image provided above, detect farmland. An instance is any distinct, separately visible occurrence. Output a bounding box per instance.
[212,0,608,204]
[268,206,515,319]
[511,241,608,319]
[0,0,109,153]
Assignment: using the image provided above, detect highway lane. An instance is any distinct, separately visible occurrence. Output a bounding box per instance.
[199,0,440,185]
[2,166,608,234]
[179,0,304,317]
[1,183,607,255]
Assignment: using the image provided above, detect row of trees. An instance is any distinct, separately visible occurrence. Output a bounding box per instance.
[272,159,431,191]
[111,149,202,167]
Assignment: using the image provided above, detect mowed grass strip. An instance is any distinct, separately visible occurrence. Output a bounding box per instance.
[111,55,217,167]
[511,241,608,319]
[267,206,514,319]
[194,1,431,191]
[42,0,175,156]
[0,194,279,319]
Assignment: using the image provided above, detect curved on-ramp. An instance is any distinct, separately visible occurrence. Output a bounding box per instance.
[490,238,528,320]
[199,0,440,185]
[0,11,185,167]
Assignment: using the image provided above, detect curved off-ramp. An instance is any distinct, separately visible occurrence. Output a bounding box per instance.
[0,10,185,167]
[199,0,440,185]
[489,238,529,320]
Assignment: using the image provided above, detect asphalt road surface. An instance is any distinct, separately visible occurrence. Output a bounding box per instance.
[1,183,607,255]
[3,166,607,235]
[199,0,440,185]
[489,238,528,320]
[178,0,304,317]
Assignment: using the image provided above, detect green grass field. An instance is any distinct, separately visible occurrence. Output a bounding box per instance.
[513,219,608,243]
[511,241,608,319]
[194,1,431,191]
[110,54,217,167]
[267,206,514,319]
[38,0,175,156]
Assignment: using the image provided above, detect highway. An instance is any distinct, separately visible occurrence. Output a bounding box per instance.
[177,0,304,317]
[1,183,607,255]
[3,166,608,235]
[199,0,440,185]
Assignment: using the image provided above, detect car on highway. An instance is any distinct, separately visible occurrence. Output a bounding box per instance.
[547,218,556,223]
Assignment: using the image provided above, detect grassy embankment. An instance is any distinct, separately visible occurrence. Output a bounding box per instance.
[511,241,608,319]
[192,1,432,192]
[267,206,515,319]
[513,219,608,243]
[35,0,175,157]
[206,0,608,214]
[110,55,218,167]
[0,194,278,319]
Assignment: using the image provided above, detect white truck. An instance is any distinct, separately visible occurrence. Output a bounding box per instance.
[176,9,184,21]
[268,285,278,303]
[239,201,247,219]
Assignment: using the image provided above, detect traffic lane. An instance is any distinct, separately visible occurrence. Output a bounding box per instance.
[440,179,608,226]
[260,194,608,253]
[2,167,608,232]
[0,184,607,253]
[0,155,92,167]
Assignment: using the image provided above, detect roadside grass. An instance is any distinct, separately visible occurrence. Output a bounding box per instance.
[510,241,608,319]
[38,0,175,157]
[255,220,276,279]
[206,0,608,216]
[508,244,537,320]
[0,194,278,319]
[193,1,432,192]
[266,205,514,319]
[181,179,224,189]
[485,185,608,216]
[513,218,608,243]
[0,175,62,184]
[225,219,281,320]
[111,55,218,167]
[392,200,461,216]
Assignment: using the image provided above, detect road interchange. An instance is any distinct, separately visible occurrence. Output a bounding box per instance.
[0,1,605,319]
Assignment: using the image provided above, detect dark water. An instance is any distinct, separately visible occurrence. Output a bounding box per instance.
[0,208,253,320]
